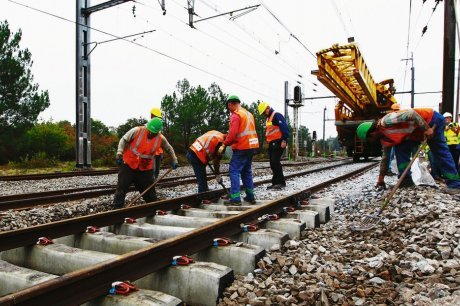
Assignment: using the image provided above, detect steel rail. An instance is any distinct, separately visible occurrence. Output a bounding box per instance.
[0,162,377,306]
[0,161,352,211]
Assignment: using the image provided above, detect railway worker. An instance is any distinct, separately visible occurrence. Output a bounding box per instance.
[186,131,227,193]
[150,107,164,180]
[222,95,259,206]
[386,103,401,176]
[257,101,290,189]
[113,117,179,209]
[443,112,460,173]
[356,108,460,195]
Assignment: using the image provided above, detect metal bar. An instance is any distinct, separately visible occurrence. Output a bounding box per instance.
[82,0,133,15]
[0,162,377,306]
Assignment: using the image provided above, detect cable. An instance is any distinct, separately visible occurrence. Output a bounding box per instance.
[8,0,279,101]
[401,0,413,104]
[413,0,441,53]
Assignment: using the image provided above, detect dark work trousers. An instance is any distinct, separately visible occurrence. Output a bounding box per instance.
[448,144,460,173]
[268,139,286,186]
[153,154,162,180]
[113,164,157,208]
[186,150,209,193]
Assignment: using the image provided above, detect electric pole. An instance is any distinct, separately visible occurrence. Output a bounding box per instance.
[401,53,415,108]
[76,0,133,168]
[322,107,326,156]
[442,0,456,114]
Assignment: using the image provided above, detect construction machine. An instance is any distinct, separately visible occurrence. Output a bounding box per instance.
[312,43,398,161]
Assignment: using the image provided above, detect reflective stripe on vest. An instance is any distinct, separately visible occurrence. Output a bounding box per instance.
[190,130,225,164]
[265,111,282,143]
[129,128,161,159]
[233,108,259,150]
[445,123,460,145]
[123,127,162,170]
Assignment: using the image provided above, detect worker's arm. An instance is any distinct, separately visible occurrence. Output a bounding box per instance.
[160,135,178,165]
[212,144,223,175]
[223,113,240,146]
[116,127,139,156]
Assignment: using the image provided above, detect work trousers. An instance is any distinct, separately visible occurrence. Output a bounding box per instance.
[229,149,255,201]
[268,139,286,186]
[186,150,209,193]
[447,144,460,173]
[395,111,460,188]
[153,154,162,180]
[113,164,157,208]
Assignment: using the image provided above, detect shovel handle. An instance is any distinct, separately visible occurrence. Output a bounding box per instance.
[207,163,229,194]
[126,167,173,207]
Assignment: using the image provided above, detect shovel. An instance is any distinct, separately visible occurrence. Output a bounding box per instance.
[350,136,431,231]
[126,168,173,208]
[207,163,230,195]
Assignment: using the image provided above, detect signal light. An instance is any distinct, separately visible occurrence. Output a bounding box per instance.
[294,86,302,103]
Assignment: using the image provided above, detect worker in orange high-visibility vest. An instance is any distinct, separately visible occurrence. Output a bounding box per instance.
[187,131,227,193]
[113,118,179,209]
[222,95,259,206]
[150,107,164,180]
[258,101,290,189]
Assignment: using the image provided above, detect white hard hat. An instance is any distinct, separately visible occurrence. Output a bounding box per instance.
[443,112,453,118]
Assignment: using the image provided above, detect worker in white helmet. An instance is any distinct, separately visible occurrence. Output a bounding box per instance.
[444,112,460,173]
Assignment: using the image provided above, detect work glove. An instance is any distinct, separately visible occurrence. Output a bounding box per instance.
[217,145,226,157]
[375,181,386,191]
[116,154,123,165]
[172,162,179,170]
[215,174,223,184]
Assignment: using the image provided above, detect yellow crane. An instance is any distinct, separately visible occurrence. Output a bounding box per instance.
[312,43,398,161]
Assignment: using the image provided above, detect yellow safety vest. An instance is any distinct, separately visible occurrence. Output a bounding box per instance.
[444,123,460,145]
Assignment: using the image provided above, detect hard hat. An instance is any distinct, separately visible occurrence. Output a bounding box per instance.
[146,117,163,134]
[226,95,240,103]
[356,122,374,141]
[443,112,453,118]
[390,103,400,111]
[150,107,162,118]
[258,101,270,115]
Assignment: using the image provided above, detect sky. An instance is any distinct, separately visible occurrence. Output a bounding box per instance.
[0,0,453,138]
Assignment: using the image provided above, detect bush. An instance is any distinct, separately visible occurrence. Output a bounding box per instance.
[9,152,59,169]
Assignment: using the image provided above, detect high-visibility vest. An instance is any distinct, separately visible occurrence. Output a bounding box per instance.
[378,108,434,147]
[123,127,162,170]
[233,107,259,150]
[445,123,460,145]
[265,111,282,143]
[190,130,225,165]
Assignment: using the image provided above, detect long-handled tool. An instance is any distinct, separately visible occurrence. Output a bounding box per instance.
[207,163,230,195]
[351,135,432,231]
[126,168,173,208]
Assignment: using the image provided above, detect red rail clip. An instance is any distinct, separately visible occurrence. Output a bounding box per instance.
[201,199,212,205]
[36,237,53,245]
[213,238,232,246]
[172,255,194,266]
[180,204,191,209]
[124,218,136,224]
[156,210,167,215]
[242,224,259,232]
[109,281,137,295]
[298,200,309,206]
[86,226,100,233]
[283,206,296,213]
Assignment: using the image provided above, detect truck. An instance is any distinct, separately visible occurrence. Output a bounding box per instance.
[312,43,398,161]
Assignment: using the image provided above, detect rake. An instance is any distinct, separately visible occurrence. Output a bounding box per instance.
[350,137,430,231]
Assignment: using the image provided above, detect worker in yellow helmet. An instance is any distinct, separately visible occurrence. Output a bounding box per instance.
[150,107,164,180]
[443,112,460,173]
[258,101,290,190]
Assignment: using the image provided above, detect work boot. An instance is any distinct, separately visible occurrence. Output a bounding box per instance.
[443,187,460,195]
[224,199,242,206]
[271,184,285,190]
[243,196,256,205]
[399,176,414,188]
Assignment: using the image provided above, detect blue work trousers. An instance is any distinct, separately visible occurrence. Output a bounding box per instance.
[229,149,255,201]
[395,111,460,188]
[186,150,209,193]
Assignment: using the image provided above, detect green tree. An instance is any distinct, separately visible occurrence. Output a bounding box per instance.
[0,20,50,163]
[116,117,148,139]
[25,121,71,159]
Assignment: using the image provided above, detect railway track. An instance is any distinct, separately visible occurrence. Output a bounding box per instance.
[0,161,377,306]
[0,160,353,211]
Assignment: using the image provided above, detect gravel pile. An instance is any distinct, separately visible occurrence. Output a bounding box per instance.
[218,168,460,305]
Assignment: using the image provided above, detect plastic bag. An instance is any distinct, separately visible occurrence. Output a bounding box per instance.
[411,158,436,186]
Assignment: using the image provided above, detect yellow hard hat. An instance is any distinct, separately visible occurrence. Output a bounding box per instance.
[390,103,400,111]
[150,107,162,118]
[258,101,270,115]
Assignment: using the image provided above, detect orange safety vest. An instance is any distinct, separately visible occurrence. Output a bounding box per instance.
[265,111,282,143]
[378,108,434,147]
[232,107,259,150]
[190,130,225,165]
[123,127,163,170]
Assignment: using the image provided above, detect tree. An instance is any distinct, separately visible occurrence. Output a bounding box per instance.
[0,20,50,163]
[25,121,71,159]
[116,117,148,139]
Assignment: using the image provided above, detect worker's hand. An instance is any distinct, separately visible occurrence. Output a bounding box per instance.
[116,154,123,165]
[172,162,179,170]
[215,174,223,184]
[375,181,386,190]
[280,140,287,149]
[424,127,434,139]
[217,145,226,156]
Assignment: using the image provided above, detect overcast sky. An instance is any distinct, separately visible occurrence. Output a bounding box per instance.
[0,0,452,138]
